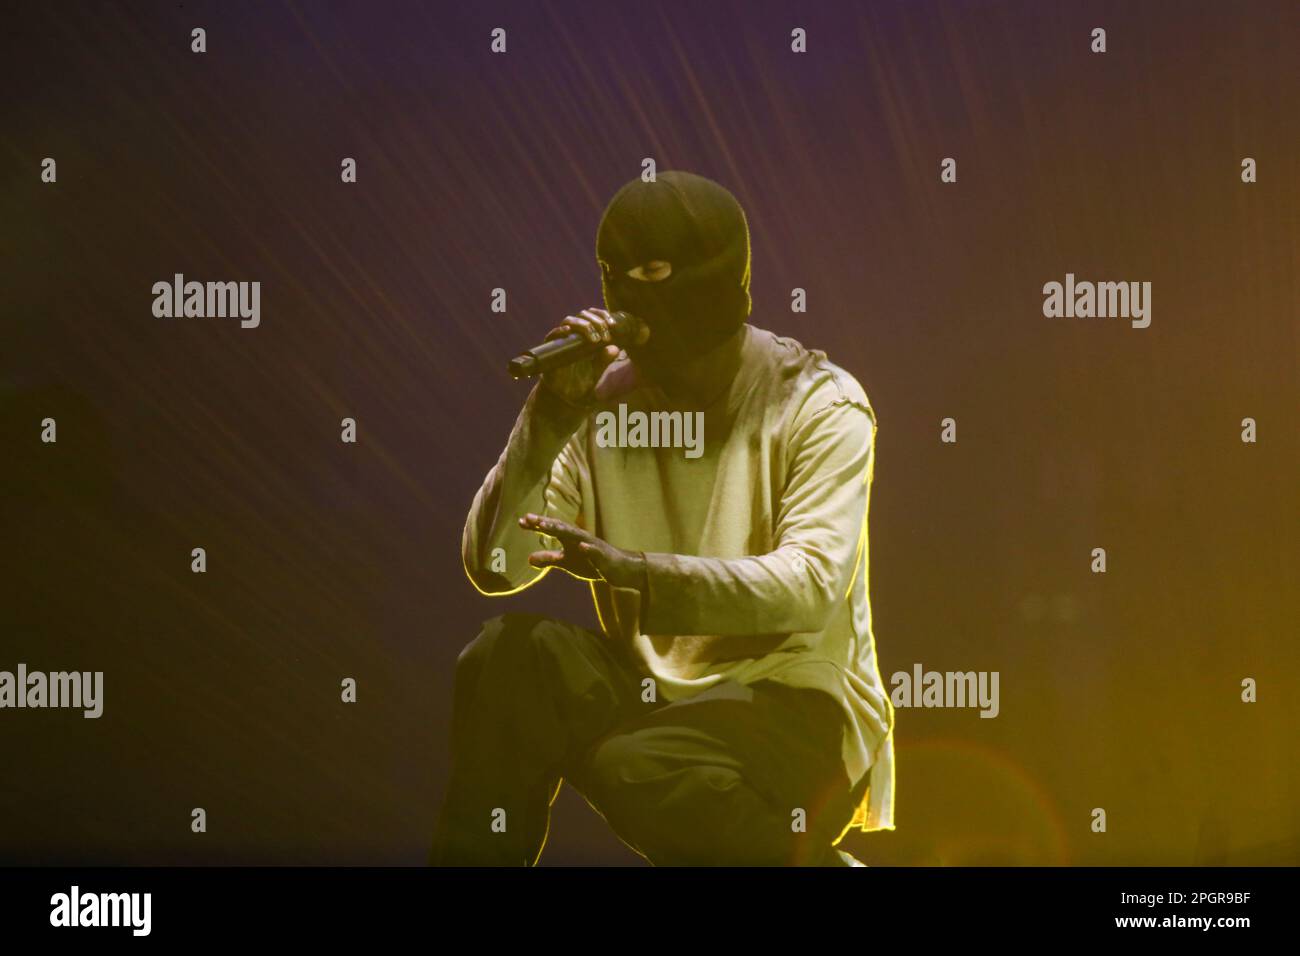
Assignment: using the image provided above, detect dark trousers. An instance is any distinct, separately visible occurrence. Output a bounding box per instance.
[428,612,866,866]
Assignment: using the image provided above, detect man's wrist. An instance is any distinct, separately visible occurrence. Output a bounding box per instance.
[534,380,596,418]
[523,382,591,461]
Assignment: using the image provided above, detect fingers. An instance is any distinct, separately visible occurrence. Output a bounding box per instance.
[590,307,652,347]
[593,343,621,375]
[546,308,636,351]
[557,309,611,345]
[564,314,602,343]
[527,549,566,568]
[518,513,589,543]
[545,308,646,348]
[586,309,617,343]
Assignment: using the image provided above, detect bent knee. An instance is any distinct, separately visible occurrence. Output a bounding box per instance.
[456,613,575,672]
[582,734,739,807]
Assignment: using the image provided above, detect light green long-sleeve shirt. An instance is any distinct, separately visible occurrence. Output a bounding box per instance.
[463,323,896,836]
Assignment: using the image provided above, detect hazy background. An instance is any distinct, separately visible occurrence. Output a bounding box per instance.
[2,0,1297,865]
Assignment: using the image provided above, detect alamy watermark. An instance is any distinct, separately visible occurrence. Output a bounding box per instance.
[1043,273,1151,328]
[0,664,103,718]
[152,273,260,328]
[50,886,150,936]
[594,403,704,459]
[890,664,999,718]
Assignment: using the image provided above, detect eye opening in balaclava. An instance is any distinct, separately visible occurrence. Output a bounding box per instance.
[596,171,752,373]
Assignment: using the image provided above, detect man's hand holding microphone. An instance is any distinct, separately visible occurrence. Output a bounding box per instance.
[519,307,651,591]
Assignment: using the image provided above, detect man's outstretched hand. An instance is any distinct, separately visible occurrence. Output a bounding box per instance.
[519,513,647,591]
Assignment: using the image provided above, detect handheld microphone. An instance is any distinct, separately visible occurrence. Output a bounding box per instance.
[508,311,645,380]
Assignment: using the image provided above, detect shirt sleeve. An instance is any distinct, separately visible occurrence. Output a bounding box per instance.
[461,384,587,594]
[639,392,875,637]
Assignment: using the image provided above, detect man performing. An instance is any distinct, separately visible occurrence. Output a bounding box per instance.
[429,170,895,866]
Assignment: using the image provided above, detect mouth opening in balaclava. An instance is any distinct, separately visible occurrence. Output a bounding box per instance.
[596,171,752,376]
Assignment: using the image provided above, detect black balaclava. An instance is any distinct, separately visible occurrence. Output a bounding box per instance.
[596,171,751,378]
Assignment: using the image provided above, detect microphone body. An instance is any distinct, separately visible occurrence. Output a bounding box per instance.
[508,311,645,380]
